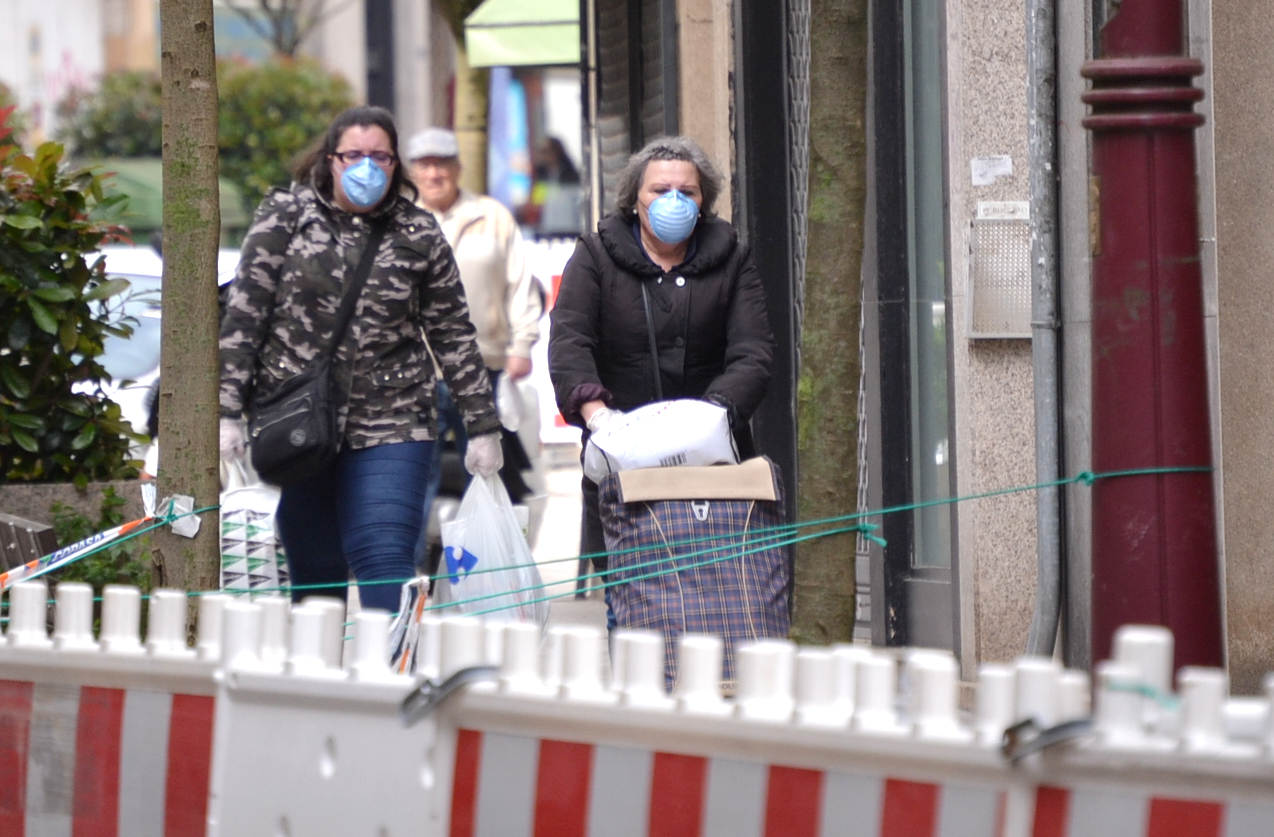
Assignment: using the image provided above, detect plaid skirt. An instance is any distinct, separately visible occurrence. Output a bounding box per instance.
[598,458,791,690]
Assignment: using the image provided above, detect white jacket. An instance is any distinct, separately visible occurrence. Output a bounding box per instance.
[425,190,541,370]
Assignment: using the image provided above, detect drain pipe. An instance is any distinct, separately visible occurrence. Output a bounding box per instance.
[585,0,602,229]
[1025,0,1062,657]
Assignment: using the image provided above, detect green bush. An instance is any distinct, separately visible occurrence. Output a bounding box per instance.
[0,109,142,487]
[48,485,153,595]
[54,61,353,216]
[54,72,164,159]
[217,57,353,210]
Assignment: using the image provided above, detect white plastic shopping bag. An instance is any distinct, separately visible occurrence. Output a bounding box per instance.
[219,455,290,598]
[495,372,524,432]
[583,399,739,483]
[432,475,550,626]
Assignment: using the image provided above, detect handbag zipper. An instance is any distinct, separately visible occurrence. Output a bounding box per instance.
[250,396,314,437]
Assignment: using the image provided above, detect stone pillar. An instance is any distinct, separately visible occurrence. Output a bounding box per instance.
[1212,1,1274,694]
[677,0,733,220]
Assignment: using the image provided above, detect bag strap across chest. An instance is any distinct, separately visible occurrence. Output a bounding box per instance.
[640,280,664,401]
[324,218,388,362]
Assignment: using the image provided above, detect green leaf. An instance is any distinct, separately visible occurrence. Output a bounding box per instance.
[2,214,41,230]
[84,277,131,301]
[11,428,39,452]
[59,318,77,353]
[6,413,45,432]
[70,424,97,450]
[60,398,91,418]
[1,365,31,399]
[57,410,87,431]
[34,141,63,167]
[31,286,76,303]
[27,297,57,334]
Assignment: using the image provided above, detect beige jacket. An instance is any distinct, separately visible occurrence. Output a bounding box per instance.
[424,190,541,369]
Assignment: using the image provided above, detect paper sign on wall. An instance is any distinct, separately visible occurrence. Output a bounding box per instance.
[971,155,1013,186]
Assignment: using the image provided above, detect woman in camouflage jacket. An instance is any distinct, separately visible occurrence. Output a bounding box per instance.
[218,106,504,612]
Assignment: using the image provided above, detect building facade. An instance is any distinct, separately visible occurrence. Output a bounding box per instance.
[589,0,1274,690]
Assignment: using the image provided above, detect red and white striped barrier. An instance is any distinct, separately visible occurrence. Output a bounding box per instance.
[5,581,1274,837]
[448,733,1274,837]
[448,729,1009,837]
[1030,785,1274,837]
[0,680,214,836]
[0,580,231,837]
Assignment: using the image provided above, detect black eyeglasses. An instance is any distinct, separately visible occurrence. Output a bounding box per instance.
[333,150,397,166]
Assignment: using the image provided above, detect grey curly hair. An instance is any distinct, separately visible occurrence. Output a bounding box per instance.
[614,135,723,221]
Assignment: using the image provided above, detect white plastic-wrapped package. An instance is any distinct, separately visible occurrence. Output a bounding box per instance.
[582,399,738,483]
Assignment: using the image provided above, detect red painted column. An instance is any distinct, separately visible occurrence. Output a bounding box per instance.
[1082,0,1223,669]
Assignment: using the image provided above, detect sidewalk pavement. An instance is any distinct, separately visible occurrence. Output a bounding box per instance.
[531,443,607,631]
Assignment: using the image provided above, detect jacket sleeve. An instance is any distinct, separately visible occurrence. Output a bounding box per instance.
[502,220,543,360]
[218,191,298,418]
[548,237,612,427]
[419,234,502,438]
[703,246,775,422]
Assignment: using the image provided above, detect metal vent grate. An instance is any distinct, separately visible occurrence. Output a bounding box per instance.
[968,218,1032,338]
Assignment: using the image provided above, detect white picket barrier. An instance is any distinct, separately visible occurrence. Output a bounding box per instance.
[4,580,1274,837]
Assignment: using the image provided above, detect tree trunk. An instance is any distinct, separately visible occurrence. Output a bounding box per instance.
[792,0,869,644]
[451,40,490,194]
[155,0,222,594]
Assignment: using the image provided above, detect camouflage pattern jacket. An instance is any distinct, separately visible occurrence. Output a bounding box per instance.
[219,183,501,450]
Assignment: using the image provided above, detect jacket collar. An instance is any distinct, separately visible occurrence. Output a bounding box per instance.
[430,188,483,224]
[597,212,737,276]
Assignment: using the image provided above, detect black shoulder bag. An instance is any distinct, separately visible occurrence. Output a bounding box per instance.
[249,220,387,487]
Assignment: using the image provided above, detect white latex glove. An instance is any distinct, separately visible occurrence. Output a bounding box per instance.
[219,418,246,459]
[464,432,504,478]
[585,406,624,434]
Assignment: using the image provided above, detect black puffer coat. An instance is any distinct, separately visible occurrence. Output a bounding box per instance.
[549,213,774,450]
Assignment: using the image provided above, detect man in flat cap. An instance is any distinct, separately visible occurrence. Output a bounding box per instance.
[406,128,543,566]
[407,128,542,382]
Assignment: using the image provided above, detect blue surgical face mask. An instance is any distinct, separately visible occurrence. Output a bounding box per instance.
[340,156,390,208]
[646,189,700,244]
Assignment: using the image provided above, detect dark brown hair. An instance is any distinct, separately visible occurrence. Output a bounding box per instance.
[293,106,418,206]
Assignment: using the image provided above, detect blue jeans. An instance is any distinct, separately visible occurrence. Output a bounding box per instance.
[275,440,434,613]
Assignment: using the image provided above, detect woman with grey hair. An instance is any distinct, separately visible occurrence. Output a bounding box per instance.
[548,135,776,577]
[612,135,725,222]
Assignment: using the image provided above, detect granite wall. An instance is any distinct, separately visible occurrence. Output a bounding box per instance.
[945,0,1038,672]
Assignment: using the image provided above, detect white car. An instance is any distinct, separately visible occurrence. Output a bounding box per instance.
[90,245,240,466]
